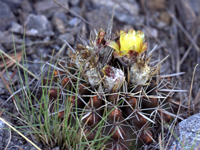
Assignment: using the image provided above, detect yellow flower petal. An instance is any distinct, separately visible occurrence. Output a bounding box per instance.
[108,29,148,58]
[113,51,122,58]
[108,41,119,52]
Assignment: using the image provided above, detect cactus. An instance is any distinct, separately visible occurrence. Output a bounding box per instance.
[34,16,186,150]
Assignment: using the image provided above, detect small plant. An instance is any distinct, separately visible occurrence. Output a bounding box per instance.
[7,16,187,150]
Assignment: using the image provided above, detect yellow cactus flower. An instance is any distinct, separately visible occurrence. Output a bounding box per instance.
[108,29,148,58]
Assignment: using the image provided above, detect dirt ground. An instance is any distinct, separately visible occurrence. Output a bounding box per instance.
[0,0,200,149]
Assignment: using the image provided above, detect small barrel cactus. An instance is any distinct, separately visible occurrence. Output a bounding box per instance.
[38,16,186,149]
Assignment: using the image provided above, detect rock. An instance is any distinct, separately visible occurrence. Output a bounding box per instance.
[0,119,10,149]
[86,8,111,30]
[21,0,33,13]
[52,147,60,150]
[68,17,81,27]
[0,44,5,52]
[10,22,23,33]
[167,113,200,150]
[91,0,139,15]
[36,48,50,61]
[3,72,19,84]
[143,0,166,11]
[69,0,80,6]
[159,11,171,25]
[24,14,54,37]
[34,0,68,18]
[0,81,6,95]
[53,11,68,25]
[189,0,200,14]
[1,0,22,14]
[90,0,141,25]
[143,27,158,38]
[70,6,81,14]
[0,1,15,31]
[58,33,75,45]
[0,31,22,50]
[52,11,68,34]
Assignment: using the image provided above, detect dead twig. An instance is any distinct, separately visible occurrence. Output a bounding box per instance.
[0,49,37,79]
[180,27,200,65]
[188,64,198,116]
[168,11,200,52]
[0,118,41,150]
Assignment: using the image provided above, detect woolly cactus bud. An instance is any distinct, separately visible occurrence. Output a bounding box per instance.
[85,67,101,87]
[129,60,151,85]
[102,65,125,92]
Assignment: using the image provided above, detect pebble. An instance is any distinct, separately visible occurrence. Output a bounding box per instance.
[34,0,68,18]
[58,33,75,45]
[10,22,23,33]
[143,27,158,38]
[86,7,111,30]
[1,0,22,14]
[24,14,54,37]
[167,113,200,150]
[52,11,68,34]
[69,0,80,6]
[0,1,15,31]
[68,17,81,27]
[21,0,33,13]
[90,0,141,25]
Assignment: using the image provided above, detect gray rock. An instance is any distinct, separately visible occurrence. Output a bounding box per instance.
[21,0,33,13]
[0,119,10,149]
[91,0,142,25]
[68,17,81,27]
[24,14,54,37]
[10,22,23,33]
[0,44,5,52]
[1,0,22,14]
[69,0,80,6]
[142,27,158,38]
[52,147,60,150]
[2,72,19,84]
[0,1,15,31]
[58,33,75,45]
[86,7,111,30]
[34,0,68,18]
[0,80,6,95]
[0,31,22,50]
[52,11,68,34]
[70,6,81,14]
[53,11,68,25]
[167,113,200,150]
[36,48,50,61]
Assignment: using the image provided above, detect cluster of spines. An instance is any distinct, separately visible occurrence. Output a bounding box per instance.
[40,23,185,149]
[46,65,182,150]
